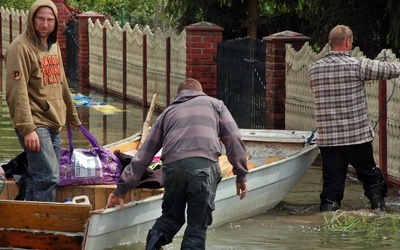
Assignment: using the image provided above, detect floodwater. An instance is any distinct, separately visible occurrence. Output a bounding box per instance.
[0,88,157,164]
[110,166,400,250]
[2,87,400,249]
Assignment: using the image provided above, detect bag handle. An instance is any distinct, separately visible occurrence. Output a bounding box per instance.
[68,125,100,153]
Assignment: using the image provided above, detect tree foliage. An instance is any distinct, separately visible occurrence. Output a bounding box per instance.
[68,0,156,28]
[163,0,305,39]
[163,0,400,58]
[0,0,34,10]
[2,0,400,57]
[298,0,390,57]
[0,0,157,29]
[386,0,400,54]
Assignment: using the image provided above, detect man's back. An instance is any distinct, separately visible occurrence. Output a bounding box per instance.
[160,90,233,165]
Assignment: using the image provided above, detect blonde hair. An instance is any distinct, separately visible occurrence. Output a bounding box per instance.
[329,25,353,48]
[177,78,203,94]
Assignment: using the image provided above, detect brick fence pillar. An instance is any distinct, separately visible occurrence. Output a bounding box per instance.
[263,31,310,129]
[76,12,105,88]
[185,22,223,97]
[52,0,74,67]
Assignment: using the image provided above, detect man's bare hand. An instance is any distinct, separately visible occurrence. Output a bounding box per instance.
[106,192,125,209]
[69,123,80,129]
[236,182,248,200]
[24,130,40,152]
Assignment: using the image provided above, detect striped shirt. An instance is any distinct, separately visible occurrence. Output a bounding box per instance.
[308,51,400,147]
[114,89,248,197]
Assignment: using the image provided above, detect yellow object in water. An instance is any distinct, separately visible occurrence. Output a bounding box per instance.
[92,104,123,115]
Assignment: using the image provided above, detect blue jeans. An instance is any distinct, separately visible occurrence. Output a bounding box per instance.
[17,127,61,202]
[149,157,222,249]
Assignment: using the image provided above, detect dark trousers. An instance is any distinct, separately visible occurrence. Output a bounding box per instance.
[319,142,386,205]
[148,157,222,249]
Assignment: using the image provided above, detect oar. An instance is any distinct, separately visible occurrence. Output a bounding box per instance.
[139,93,158,148]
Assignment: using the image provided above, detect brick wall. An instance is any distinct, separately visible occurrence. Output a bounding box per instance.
[76,12,105,88]
[185,22,223,98]
[263,31,310,129]
[52,0,74,67]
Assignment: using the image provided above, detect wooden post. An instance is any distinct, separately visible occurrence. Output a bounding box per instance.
[140,93,158,148]
[102,26,107,96]
[9,14,12,44]
[0,13,2,90]
[142,34,148,108]
[379,79,387,182]
[122,30,127,100]
[19,16,22,34]
[166,37,171,106]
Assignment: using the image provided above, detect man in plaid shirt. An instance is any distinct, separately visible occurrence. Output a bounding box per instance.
[308,25,400,212]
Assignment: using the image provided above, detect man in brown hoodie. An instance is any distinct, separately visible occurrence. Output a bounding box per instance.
[5,0,81,202]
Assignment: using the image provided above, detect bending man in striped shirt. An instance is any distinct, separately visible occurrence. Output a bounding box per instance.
[106,78,248,249]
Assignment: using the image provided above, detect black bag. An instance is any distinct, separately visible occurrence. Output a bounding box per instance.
[114,150,163,188]
[1,152,28,200]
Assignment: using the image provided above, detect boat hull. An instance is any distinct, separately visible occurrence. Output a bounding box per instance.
[83,129,319,249]
[0,129,318,249]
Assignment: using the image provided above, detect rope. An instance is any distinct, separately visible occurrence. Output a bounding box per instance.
[305,129,316,145]
[372,56,398,131]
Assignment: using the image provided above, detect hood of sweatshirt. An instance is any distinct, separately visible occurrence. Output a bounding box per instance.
[26,0,59,45]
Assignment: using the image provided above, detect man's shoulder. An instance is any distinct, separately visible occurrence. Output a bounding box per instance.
[8,34,30,51]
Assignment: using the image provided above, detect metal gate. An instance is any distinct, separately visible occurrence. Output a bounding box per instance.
[217,37,266,129]
[65,19,79,85]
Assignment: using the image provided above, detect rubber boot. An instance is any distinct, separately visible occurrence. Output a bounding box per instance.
[145,230,165,250]
[320,201,341,212]
[365,189,387,212]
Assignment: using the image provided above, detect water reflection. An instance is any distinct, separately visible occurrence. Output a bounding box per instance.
[0,88,158,163]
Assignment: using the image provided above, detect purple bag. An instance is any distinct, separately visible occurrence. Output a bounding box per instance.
[59,125,122,186]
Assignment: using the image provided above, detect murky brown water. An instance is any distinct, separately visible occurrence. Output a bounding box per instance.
[109,166,400,250]
[193,166,400,250]
[0,88,157,163]
[2,86,400,250]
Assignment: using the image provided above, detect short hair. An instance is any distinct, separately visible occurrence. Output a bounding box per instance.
[329,25,353,48]
[177,78,203,94]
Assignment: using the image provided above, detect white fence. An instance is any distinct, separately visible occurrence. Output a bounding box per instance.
[88,19,186,108]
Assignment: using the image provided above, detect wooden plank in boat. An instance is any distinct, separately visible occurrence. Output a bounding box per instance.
[107,140,140,154]
[265,156,284,164]
[0,180,19,200]
[4,181,164,210]
[131,188,164,200]
[56,184,163,209]
[0,200,91,232]
[0,229,83,250]
[218,155,258,177]
[56,184,117,209]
